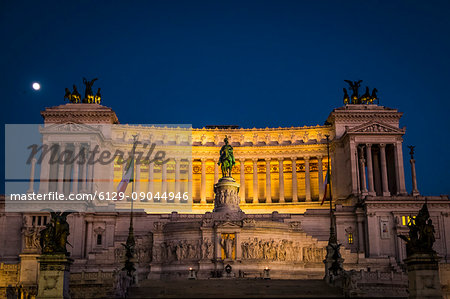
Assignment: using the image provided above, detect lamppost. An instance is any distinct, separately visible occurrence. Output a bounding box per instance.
[323,135,343,284]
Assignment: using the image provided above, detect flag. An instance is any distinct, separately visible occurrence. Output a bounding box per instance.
[117,157,134,193]
[320,168,330,205]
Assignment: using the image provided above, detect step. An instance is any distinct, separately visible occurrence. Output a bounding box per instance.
[127,279,343,298]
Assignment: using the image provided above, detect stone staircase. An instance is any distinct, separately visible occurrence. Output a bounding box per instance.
[127,279,344,298]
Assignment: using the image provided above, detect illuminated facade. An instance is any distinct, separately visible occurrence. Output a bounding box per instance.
[1,102,450,298]
[35,103,408,214]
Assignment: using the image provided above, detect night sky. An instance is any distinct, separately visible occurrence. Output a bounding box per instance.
[1,0,449,196]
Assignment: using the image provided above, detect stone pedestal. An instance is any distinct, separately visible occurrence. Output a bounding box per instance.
[213,177,241,214]
[19,254,39,296]
[404,253,443,299]
[323,243,344,285]
[37,254,73,299]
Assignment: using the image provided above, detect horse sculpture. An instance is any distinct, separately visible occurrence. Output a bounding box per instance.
[360,87,371,104]
[343,88,350,104]
[218,137,235,177]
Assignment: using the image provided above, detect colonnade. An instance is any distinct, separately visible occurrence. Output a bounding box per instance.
[36,142,95,194]
[132,157,191,197]
[33,143,330,204]
[196,156,327,204]
[354,142,406,196]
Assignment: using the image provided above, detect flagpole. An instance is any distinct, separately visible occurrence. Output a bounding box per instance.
[325,135,336,243]
[129,135,138,243]
[123,135,138,281]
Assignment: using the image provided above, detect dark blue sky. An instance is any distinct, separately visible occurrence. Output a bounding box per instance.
[1,0,449,195]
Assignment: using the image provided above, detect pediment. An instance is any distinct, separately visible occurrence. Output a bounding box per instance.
[215,220,243,228]
[347,121,405,134]
[40,122,102,134]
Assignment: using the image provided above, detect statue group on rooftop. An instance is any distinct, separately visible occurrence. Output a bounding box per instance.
[64,77,101,104]
[343,80,378,105]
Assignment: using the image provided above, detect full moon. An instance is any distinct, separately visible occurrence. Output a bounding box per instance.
[32,82,41,90]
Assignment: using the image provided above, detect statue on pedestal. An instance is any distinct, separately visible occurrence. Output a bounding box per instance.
[39,211,72,255]
[398,202,436,255]
[218,137,235,177]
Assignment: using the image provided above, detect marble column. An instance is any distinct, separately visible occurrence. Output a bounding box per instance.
[317,155,324,200]
[304,157,311,201]
[38,142,52,194]
[27,158,37,193]
[265,158,272,203]
[148,161,154,195]
[278,158,284,202]
[410,158,420,196]
[372,148,382,196]
[291,157,298,202]
[365,144,375,196]
[135,163,141,194]
[188,158,193,201]
[161,161,167,195]
[239,158,246,203]
[80,145,87,193]
[64,148,73,194]
[349,139,359,194]
[379,144,390,196]
[175,158,181,196]
[85,220,93,255]
[394,141,407,195]
[200,158,206,203]
[355,149,361,194]
[57,143,66,194]
[71,143,80,193]
[214,158,219,183]
[252,158,258,203]
[356,212,366,253]
[86,144,94,193]
[358,146,368,195]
